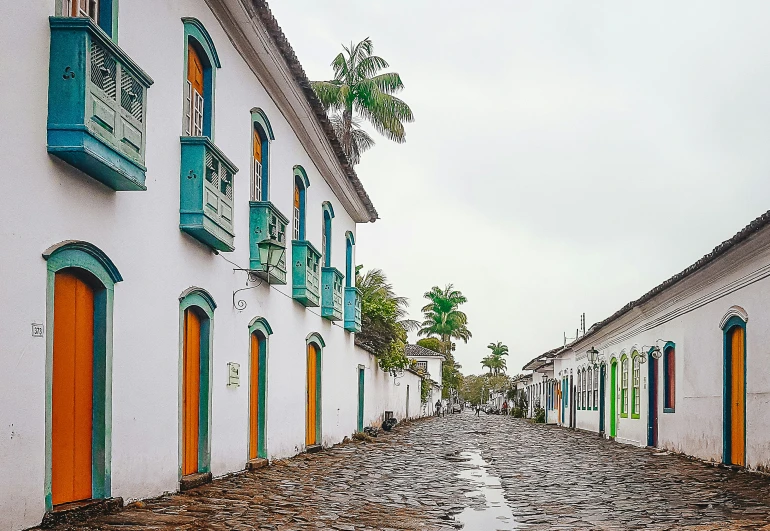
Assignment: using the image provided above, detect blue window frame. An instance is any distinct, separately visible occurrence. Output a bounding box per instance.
[250,108,274,201]
[322,202,334,267]
[293,166,309,241]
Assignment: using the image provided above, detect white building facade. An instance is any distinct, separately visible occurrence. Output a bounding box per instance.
[405,344,444,415]
[522,211,770,472]
[0,1,424,529]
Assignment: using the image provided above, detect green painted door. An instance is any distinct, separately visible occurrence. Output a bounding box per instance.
[357,368,365,432]
[610,361,617,437]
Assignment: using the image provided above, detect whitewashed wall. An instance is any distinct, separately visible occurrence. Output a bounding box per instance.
[0,0,415,529]
[542,228,770,468]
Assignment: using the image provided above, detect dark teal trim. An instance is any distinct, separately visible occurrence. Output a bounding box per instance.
[321,267,344,321]
[357,368,365,432]
[250,108,273,200]
[43,242,120,510]
[647,348,658,446]
[249,201,288,283]
[663,342,676,413]
[179,288,216,476]
[292,240,321,306]
[248,317,271,460]
[293,166,309,241]
[322,209,333,268]
[306,332,326,348]
[293,165,310,188]
[344,232,354,288]
[722,316,747,465]
[344,287,362,332]
[183,18,219,139]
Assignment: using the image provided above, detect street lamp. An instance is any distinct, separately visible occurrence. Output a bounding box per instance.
[257,237,285,282]
[586,347,600,364]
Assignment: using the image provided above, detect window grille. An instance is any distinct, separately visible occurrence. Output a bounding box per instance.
[587,368,592,410]
[90,41,116,99]
[66,0,99,23]
[633,357,641,415]
[664,347,675,410]
[251,160,262,202]
[293,184,301,240]
[621,358,629,414]
[593,367,599,409]
[416,361,427,372]
[321,219,327,265]
[186,82,203,137]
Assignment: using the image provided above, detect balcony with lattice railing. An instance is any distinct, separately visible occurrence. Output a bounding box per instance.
[344,287,362,333]
[47,17,153,190]
[249,202,289,284]
[292,241,321,307]
[180,137,238,251]
[321,268,344,321]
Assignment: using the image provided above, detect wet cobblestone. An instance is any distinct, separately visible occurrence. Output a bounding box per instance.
[38,413,770,530]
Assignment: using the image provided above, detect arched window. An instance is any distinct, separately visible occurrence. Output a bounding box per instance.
[593,364,599,410]
[321,202,334,267]
[345,232,355,287]
[620,355,629,418]
[293,166,309,241]
[62,0,117,39]
[248,317,272,461]
[631,354,641,418]
[587,367,593,410]
[250,108,274,201]
[183,19,220,138]
[663,343,676,412]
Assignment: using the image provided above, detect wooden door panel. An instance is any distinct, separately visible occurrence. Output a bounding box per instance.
[52,271,94,505]
[249,334,259,460]
[183,309,201,476]
[306,345,316,446]
[731,327,745,466]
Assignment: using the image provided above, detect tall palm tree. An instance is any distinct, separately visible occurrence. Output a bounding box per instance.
[481,355,494,375]
[311,38,414,165]
[487,342,509,358]
[418,284,471,352]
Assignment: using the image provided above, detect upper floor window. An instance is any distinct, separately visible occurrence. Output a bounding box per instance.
[587,367,593,410]
[62,0,116,38]
[621,356,629,417]
[182,19,220,139]
[250,109,274,202]
[321,203,334,267]
[632,355,641,417]
[345,232,355,287]
[292,166,309,241]
[664,345,675,412]
[416,361,427,372]
[593,365,599,410]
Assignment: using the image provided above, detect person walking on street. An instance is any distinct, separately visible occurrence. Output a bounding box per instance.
[475,404,481,417]
[502,400,509,416]
[435,399,442,417]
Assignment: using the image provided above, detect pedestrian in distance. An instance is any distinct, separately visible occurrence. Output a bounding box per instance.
[435,399,442,417]
[502,400,509,416]
[475,405,481,417]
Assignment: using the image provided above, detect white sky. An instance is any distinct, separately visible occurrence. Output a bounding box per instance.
[269,1,770,376]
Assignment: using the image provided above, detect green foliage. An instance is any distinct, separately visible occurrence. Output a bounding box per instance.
[420,378,431,404]
[459,374,512,406]
[355,267,417,375]
[416,337,443,353]
[311,38,414,165]
[534,406,546,423]
[481,341,509,375]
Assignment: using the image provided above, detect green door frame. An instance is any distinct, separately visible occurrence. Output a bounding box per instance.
[357,366,365,432]
[610,359,618,437]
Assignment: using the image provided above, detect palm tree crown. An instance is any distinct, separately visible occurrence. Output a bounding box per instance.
[311,38,414,165]
[418,284,471,347]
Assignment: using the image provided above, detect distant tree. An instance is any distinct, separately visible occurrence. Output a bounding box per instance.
[416,337,443,353]
[311,38,414,165]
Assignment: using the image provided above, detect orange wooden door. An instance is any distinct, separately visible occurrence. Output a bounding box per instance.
[52,271,94,505]
[249,333,260,460]
[183,309,201,476]
[253,131,262,163]
[730,327,745,466]
[187,45,204,95]
[306,345,317,446]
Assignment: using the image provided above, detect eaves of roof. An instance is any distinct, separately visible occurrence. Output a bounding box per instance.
[250,0,378,222]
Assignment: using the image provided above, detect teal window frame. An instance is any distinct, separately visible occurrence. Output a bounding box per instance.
[293,166,310,240]
[663,342,676,413]
[182,18,220,139]
[322,202,334,268]
[178,287,216,478]
[250,108,274,201]
[57,0,118,40]
[42,240,123,511]
[248,317,272,460]
[345,232,355,287]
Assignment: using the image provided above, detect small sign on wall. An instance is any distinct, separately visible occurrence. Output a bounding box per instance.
[227,362,240,388]
[32,323,44,337]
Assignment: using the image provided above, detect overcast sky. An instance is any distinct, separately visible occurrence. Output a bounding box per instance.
[269,1,770,375]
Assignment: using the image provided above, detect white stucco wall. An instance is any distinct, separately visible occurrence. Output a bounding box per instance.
[536,227,770,469]
[0,1,418,529]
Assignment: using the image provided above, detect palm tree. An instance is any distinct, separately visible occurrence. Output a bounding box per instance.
[418,284,471,352]
[487,342,509,358]
[311,38,414,165]
[481,355,494,375]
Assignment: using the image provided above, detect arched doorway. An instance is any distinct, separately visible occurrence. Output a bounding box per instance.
[610,359,618,438]
[179,288,215,479]
[44,241,121,510]
[723,317,746,466]
[647,354,659,447]
[248,317,271,462]
[599,363,606,435]
[306,334,324,447]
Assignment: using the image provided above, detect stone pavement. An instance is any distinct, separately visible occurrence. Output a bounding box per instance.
[37,413,770,530]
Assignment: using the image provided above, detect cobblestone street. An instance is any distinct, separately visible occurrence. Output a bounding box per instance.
[41,413,770,530]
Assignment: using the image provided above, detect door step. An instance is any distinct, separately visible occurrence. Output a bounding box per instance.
[41,497,123,528]
[306,444,323,454]
[246,458,269,470]
[179,471,212,492]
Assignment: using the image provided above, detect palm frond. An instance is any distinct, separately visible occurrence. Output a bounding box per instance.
[311,81,345,112]
[356,55,390,80]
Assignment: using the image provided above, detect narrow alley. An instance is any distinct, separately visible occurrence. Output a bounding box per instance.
[39,413,770,530]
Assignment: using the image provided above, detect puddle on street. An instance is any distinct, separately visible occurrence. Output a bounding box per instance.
[454,450,522,530]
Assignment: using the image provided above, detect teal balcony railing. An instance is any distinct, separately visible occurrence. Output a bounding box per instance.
[249,201,288,284]
[321,268,344,321]
[180,136,238,252]
[47,17,153,191]
[292,240,321,307]
[344,287,362,333]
